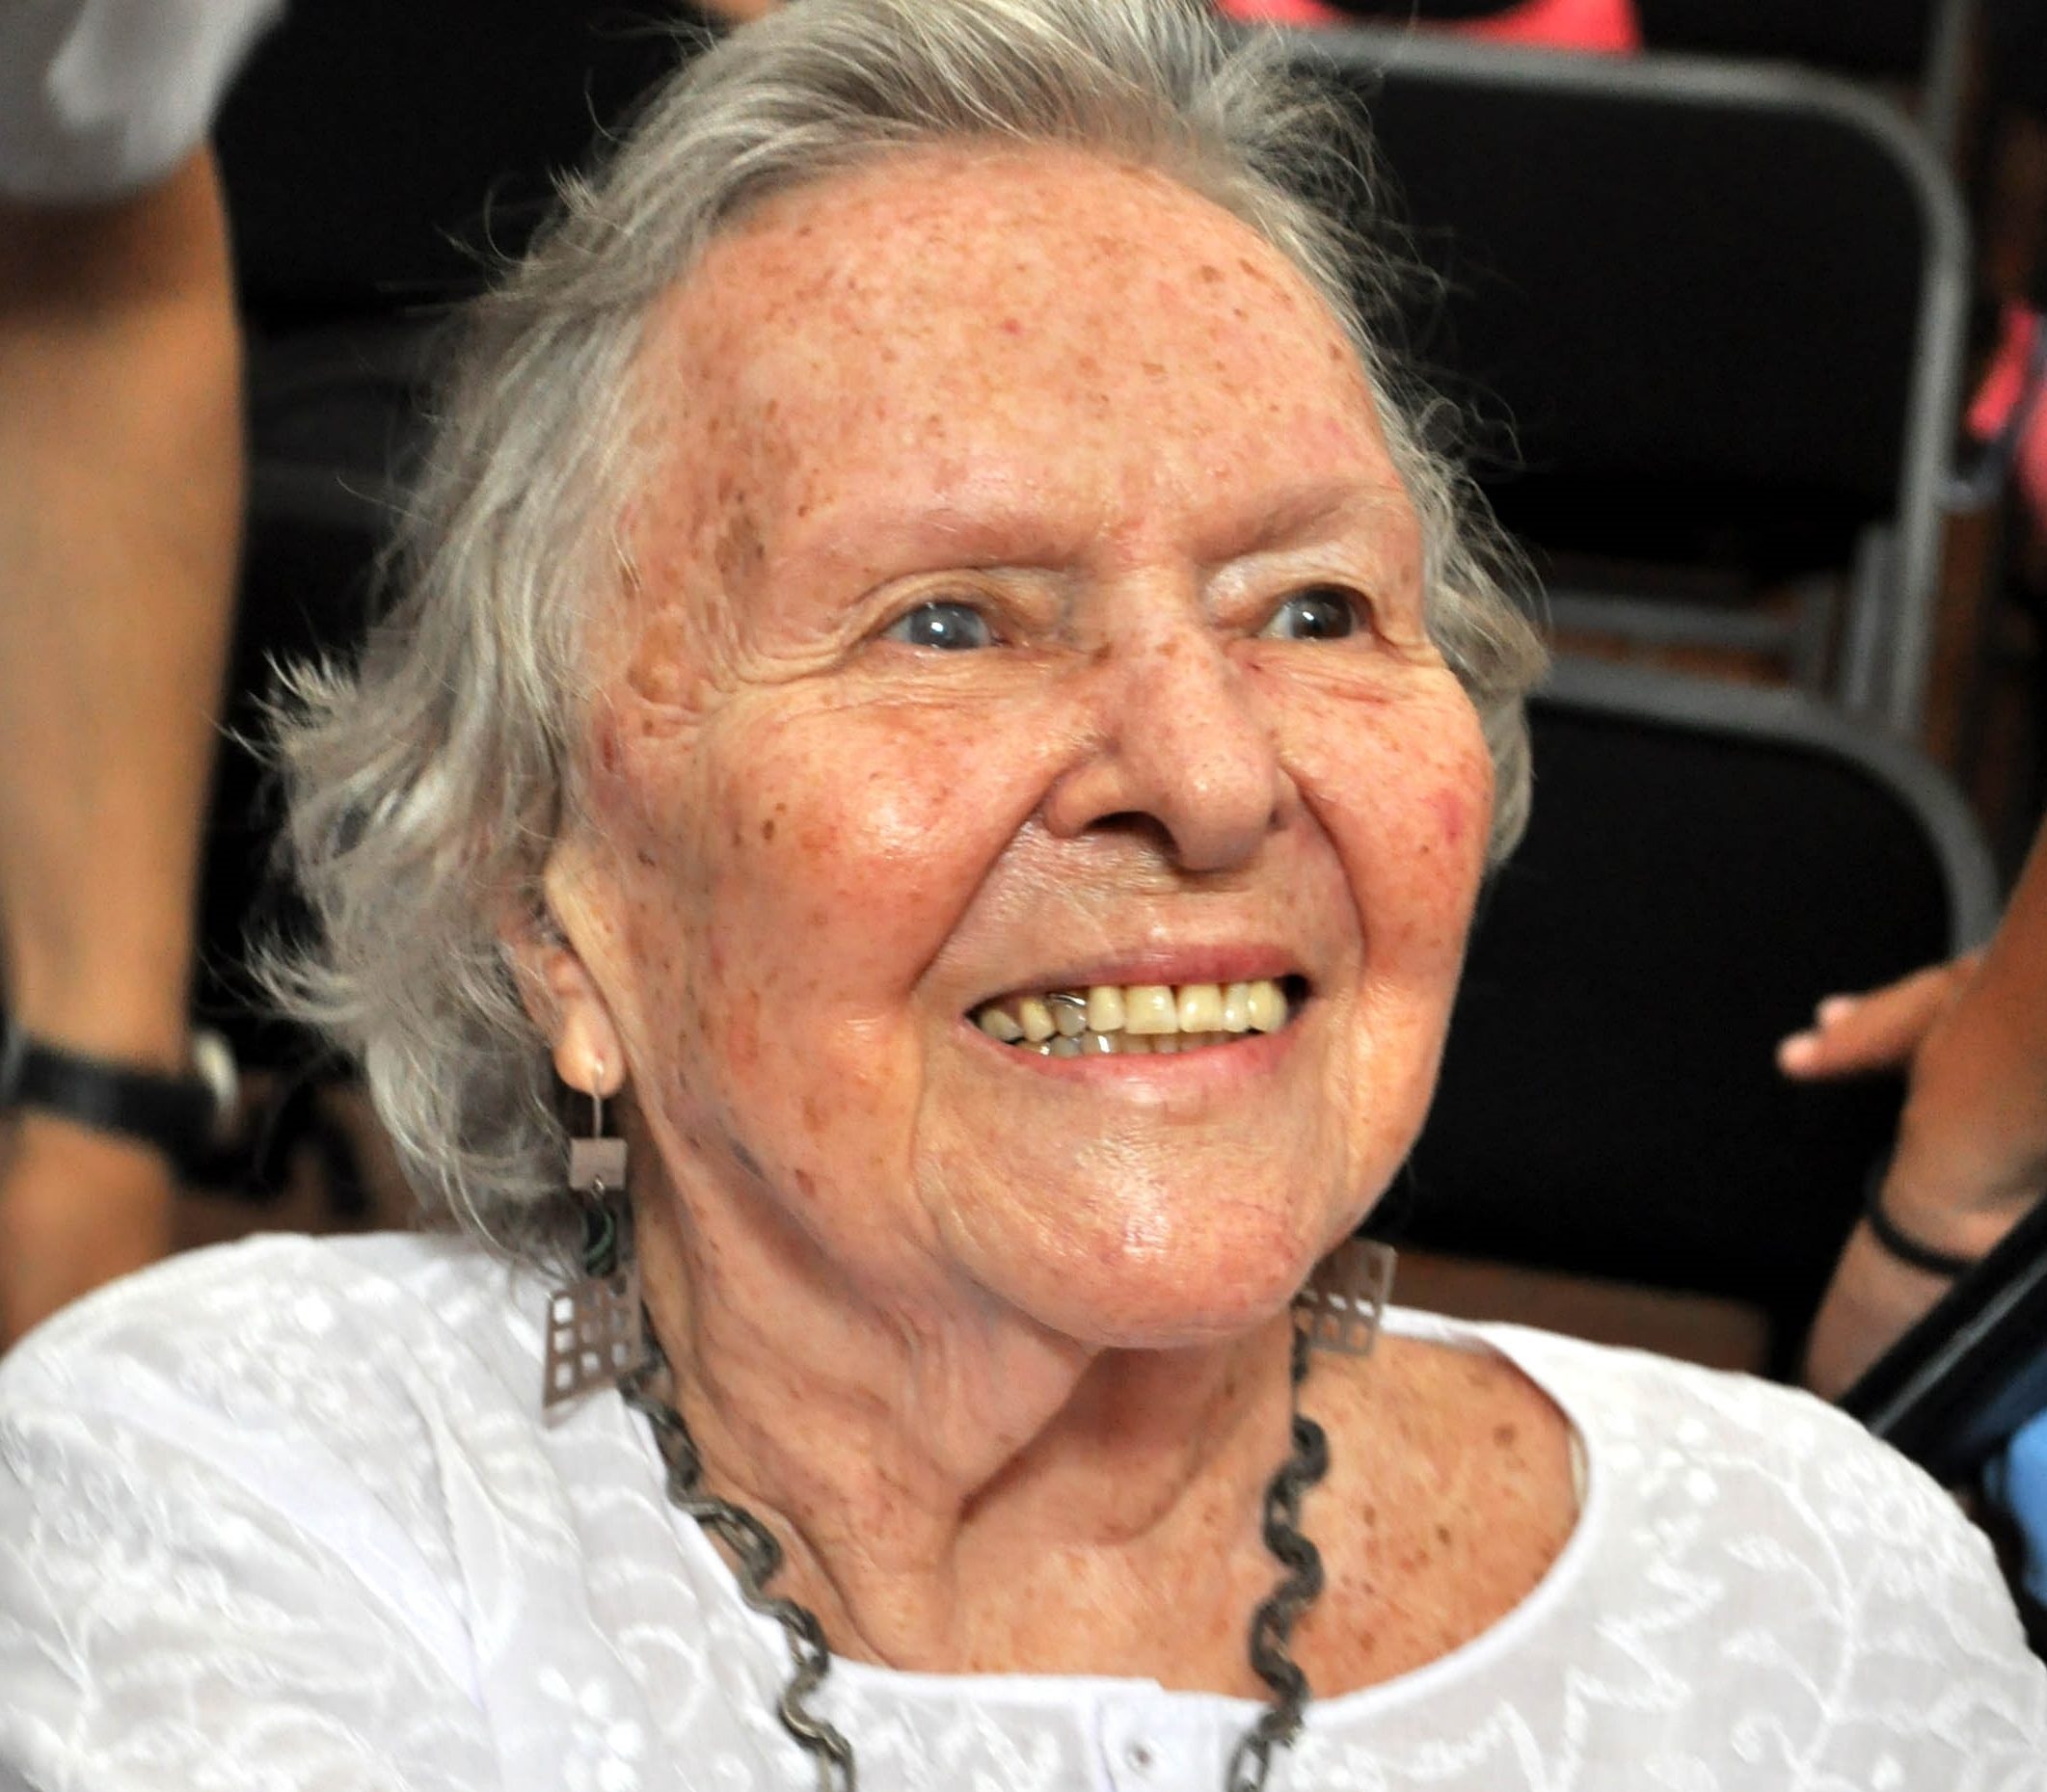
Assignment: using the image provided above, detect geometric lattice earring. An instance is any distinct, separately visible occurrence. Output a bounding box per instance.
[1290,1234,1398,1358]
[540,1080,647,1409]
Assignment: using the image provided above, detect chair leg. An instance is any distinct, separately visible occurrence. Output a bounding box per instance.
[1837,524,1899,720]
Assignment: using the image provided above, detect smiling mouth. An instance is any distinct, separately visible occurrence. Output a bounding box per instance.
[968,976,1306,1057]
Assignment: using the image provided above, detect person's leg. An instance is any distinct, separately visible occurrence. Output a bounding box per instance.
[0,147,242,1345]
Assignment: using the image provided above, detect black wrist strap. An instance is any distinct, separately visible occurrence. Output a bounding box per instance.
[1,1024,235,1176]
[1864,1167,1980,1278]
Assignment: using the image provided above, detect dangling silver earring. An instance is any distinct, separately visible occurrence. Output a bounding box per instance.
[541,1075,647,1409]
[1291,1235,1397,1358]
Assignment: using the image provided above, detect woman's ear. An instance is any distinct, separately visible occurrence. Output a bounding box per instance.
[499,884,626,1100]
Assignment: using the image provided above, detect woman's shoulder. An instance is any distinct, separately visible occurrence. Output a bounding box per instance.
[2,1228,534,1405]
[1385,1308,2043,1672]
[1387,1305,1980,1537]
[0,1235,543,1787]
[1299,1310,2047,1776]
[0,1231,556,1568]
[1387,1302,1901,1462]
[0,1235,808,1792]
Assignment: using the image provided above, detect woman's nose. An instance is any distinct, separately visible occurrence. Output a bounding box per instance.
[1040,626,1291,871]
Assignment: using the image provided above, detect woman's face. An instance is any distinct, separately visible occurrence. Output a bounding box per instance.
[554,147,1494,1349]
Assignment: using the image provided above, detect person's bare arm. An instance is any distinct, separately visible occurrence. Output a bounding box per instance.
[1785,824,2047,1397]
[0,149,242,1347]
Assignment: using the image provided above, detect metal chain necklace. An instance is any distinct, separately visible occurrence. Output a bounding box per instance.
[553,1103,1392,1792]
[618,1319,1329,1792]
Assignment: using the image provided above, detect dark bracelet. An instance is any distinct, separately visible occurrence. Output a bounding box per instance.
[0,1020,237,1179]
[1863,1168,1980,1278]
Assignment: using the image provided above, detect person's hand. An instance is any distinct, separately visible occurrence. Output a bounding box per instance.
[1797,817,2047,1391]
[1786,943,2046,1277]
[1788,947,2046,1392]
[1776,950,1983,1081]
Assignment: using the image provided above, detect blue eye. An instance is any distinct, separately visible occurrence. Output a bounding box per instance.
[882,600,996,651]
[1259,587,1360,642]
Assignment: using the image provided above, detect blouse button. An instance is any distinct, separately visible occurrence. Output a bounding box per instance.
[1124,1739,1156,1775]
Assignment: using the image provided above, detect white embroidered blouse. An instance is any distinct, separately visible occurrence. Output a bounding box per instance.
[2,1233,2041,1791]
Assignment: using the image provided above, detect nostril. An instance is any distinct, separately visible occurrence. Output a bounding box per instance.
[1091,811,1172,846]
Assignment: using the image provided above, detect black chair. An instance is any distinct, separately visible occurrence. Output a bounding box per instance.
[1285,26,1973,735]
[1636,0,1978,155]
[189,6,709,1192]
[1294,1,1978,153]
[1400,656,2000,1376]
[213,1,699,326]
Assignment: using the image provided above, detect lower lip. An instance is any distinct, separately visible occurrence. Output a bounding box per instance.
[959,1012,1303,1084]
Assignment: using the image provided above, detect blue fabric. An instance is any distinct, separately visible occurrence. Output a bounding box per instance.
[1987,1409,2047,1606]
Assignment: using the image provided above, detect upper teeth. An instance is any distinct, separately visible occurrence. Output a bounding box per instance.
[974,978,1291,1053]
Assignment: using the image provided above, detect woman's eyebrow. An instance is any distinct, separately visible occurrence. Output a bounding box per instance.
[770,478,1414,594]
[780,496,1094,583]
[1202,478,1414,566]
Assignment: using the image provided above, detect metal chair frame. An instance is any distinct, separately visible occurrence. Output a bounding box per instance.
[1285,25,1974,736]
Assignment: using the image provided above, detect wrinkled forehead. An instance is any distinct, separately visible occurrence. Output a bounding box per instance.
[622,145,1402,573]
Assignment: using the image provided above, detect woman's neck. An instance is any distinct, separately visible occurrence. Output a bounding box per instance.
[633,1180,1304,1681]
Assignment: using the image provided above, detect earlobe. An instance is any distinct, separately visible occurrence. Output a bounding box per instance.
[552,982,626,1099]
[499,894,626,1099]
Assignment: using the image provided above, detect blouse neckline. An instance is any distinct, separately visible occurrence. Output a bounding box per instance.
[634,1305,1606,1727]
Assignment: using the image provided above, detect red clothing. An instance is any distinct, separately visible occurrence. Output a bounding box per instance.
[1213,0,1641,54]
[1971,303,2047,546]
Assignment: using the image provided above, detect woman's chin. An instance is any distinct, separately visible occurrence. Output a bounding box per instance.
[978,1224,1325,1354]
[1075,1302,1295,1355]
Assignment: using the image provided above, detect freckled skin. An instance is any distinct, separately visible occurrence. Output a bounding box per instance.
[542,147,1573,1687]
[579,150,1483,1338]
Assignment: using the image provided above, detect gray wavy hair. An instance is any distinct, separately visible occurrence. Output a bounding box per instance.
[271,0,1548,1262]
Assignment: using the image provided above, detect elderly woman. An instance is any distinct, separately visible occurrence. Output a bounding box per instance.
[2,2,2042,1786]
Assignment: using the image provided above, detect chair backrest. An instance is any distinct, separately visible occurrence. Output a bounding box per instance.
[1322,0,1952,66]
[1635,0,1954,79]
[1298,3,1976,148]
[202,4,711,1053]
[1638,0,1979,154]
[1401,657,1998,1376]
[1279,0,1942,58]
[1286,27,1971,732]
[213,1,698,327]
